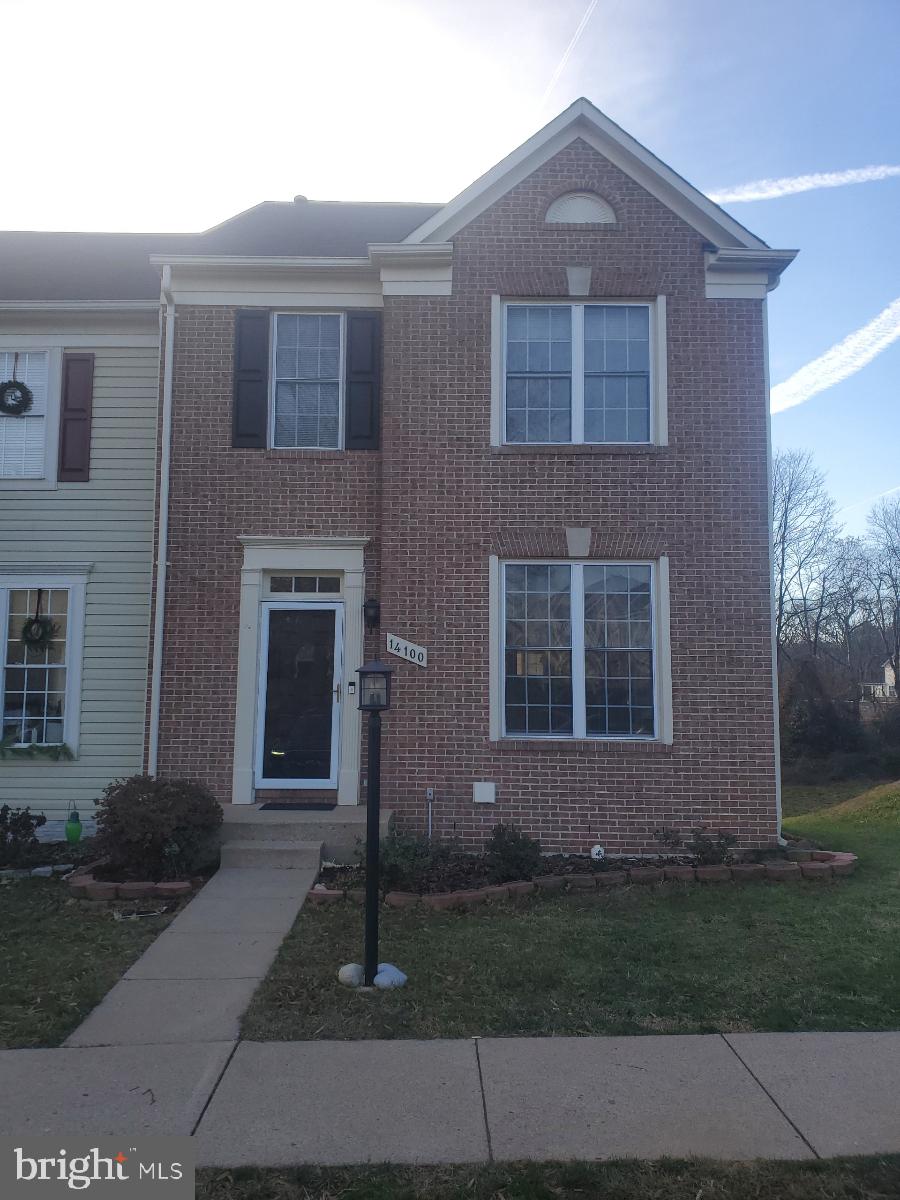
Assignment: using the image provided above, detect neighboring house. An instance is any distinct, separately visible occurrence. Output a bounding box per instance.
[861,662,897,699]
[0,237,169,815]
[2,99,795,852]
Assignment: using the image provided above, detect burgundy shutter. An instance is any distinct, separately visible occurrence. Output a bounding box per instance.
[345,311,382,450]
[57,352,94,482]
[232,309,270,448]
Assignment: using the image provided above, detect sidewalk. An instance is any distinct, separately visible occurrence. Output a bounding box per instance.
[2,1031,899,1164]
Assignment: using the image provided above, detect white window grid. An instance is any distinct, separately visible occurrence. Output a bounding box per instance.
[500,559,658,741]
[270,312,345,450]
[0,350,49,478]
[501,300,655,446]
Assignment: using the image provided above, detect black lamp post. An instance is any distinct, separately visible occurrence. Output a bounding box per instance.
[357,659,394,987]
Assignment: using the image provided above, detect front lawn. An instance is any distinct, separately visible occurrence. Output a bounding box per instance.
[198,1156,900,1200]
[0,877,176,1048]
[242,780,900,1041]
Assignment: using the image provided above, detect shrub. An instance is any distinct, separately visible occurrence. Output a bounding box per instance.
[484,822,542,883]
[684,828,738,865]
[377,831,454,894]
[0,805,46,867]
[94,775,221,880]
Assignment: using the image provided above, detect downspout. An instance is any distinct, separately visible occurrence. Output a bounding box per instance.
[763,295,784,841]
[148,264,175,775]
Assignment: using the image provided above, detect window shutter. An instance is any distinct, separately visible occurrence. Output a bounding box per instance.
[57,353,94,482]
[345,311,382,450]
[233,309,270,448]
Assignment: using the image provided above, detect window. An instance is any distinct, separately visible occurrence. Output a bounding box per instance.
[502,301,659,445]
[269,574,341,595]
[502,561,656,739]
[2,586,69,745]
[272,314,342,449]
[0,351,50,478]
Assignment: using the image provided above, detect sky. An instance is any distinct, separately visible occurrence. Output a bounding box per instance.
[3,0,898,531]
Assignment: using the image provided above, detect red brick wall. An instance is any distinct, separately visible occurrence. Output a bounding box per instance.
[156,138,779,852]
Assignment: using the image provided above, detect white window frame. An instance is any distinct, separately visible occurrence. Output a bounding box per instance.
[269,311,345,451]
[488,555,673,744]
[0,344,63,489]
[0,571,87,752]
[491,297,667,448]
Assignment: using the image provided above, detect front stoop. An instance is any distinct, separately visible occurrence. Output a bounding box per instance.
[220,805,393,865]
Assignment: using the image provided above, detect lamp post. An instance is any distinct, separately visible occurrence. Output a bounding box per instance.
[357,660,394,988]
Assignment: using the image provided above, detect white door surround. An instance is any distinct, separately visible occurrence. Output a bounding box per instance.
[232,536,368,806]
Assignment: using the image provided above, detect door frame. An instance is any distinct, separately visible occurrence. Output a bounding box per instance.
[232,536,368,806]
[254,600,344,790]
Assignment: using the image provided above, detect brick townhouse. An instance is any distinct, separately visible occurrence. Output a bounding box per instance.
[1,99,795,853]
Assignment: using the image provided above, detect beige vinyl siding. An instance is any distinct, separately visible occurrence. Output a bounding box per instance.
[0,338,159,816]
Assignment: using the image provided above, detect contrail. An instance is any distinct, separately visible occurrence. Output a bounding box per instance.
[540,0,600,109]
[837,484,900,516]
[709,164,900,204]
[771,297,900,414]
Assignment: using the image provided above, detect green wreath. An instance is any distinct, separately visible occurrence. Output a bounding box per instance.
[21,615,58,652]
[0,380,33,417]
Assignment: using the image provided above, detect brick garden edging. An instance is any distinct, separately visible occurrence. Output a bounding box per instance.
[65,866,200,901]
[307,849,858,908]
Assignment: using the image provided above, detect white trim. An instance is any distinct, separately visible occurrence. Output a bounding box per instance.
[149,254,372,271]
[491,557,671,744]
[0,346,62,491]
[269,311,345,451]
[0,570,88,753]
[232,536,368,805]
[255,601,343,789]
[405,98,770,251]
[0,301,160,312]
[496,299,663,447]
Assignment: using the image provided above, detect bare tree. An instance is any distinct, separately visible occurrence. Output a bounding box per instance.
[865,496,900,696]
[772,449,838,657]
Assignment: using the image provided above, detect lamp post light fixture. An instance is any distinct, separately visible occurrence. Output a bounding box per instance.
[363,596,381,633]
[357,660,394,987]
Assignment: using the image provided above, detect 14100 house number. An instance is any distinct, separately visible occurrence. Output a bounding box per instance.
[386,633,428,668]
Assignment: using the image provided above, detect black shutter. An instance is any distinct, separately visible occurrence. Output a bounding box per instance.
[232,309,269,448]
[57,352,94,482]
[345,311,382,450]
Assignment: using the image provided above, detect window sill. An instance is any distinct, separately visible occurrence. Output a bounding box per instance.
[491,444,666,457]
[491,736,672,754]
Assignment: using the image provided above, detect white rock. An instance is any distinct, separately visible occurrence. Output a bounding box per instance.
[338,962,364,987]
[30,866,53,878]
[373,963,407,989]
[52,864,75,874]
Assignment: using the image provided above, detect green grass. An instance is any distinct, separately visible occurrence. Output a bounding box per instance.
[243,779,900,1041]
[781,778,882,817]
[197,1157,900,1200]
[0,877,176,1048]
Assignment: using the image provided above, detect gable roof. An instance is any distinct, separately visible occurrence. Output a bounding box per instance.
[404,97,770,250]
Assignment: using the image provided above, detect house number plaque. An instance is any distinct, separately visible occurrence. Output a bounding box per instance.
[386,633,428,667]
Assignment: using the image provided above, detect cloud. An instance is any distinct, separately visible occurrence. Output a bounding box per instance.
[771,298,900,414]
[709,164,900,204]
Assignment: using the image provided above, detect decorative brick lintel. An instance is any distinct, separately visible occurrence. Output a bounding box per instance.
[311,851,858,909]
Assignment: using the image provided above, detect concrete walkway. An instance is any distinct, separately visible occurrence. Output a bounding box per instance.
[64,867,316,1046]
[2,1032,899,1164]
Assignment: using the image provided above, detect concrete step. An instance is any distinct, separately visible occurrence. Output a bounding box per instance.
[219,840,323,871]
[220,807,393,864]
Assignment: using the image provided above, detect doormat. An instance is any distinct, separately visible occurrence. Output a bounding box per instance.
[258,802,337,811]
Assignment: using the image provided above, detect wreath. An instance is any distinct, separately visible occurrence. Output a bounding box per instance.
[21,615,57,652]
[20,590,58,653]
[0,379,33,417]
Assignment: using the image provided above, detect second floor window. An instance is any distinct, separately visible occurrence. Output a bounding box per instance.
[0,351,49,478]
[504,302,652,445]
[273,314,343,449]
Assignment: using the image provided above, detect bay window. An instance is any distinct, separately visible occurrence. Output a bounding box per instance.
[502,561,657,739]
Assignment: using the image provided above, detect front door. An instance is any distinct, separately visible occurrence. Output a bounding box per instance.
[255,602,343,789]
